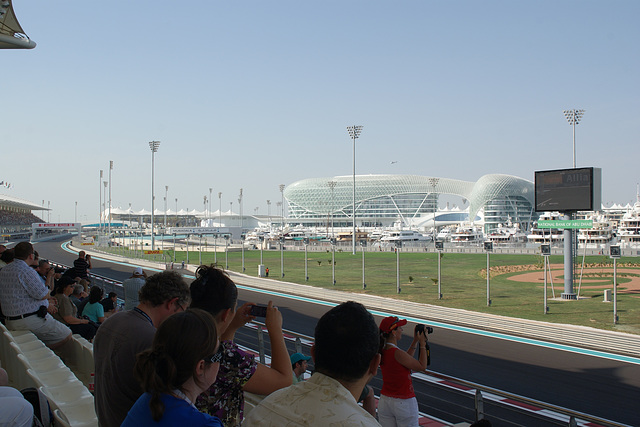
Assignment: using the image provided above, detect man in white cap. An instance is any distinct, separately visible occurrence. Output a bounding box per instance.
[122,267,147,310]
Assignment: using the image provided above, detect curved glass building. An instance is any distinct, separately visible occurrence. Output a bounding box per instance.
[284,174,536,233]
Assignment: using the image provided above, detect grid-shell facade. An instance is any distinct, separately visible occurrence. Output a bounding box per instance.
[284,174,535,229]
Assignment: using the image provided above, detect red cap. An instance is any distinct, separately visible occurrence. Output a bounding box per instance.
[379,316,407,333]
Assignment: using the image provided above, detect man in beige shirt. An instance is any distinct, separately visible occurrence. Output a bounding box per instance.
[244,301,381,426]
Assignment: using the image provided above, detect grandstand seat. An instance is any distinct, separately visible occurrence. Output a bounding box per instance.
[54,406,99,427]
[17,352,67,374]
[38,381,92,406]
[27,368,78,390]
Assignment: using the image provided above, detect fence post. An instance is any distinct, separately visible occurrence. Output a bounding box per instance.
[295,337,302,354]
[257,326,266,364]
[568,416,577,427]
[475,389,484,421]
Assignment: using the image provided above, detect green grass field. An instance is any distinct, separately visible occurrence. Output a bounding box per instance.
[114,246,640,334]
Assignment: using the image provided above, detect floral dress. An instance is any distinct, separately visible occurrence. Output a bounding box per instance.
[196,340,258,426]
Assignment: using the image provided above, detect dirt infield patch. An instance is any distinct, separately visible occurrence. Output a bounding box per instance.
[505,264,640,294]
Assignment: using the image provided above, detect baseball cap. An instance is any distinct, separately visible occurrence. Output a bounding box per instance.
[290,353,311,365]
[133,267,144,276]
[379,316,407,333]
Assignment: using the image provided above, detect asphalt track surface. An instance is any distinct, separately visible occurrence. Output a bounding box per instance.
[34,238,640,426]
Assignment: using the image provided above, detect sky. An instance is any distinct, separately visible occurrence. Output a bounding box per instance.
[2,1,639,224]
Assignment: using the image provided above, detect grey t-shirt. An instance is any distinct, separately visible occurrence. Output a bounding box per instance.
[93,309,155,427]
[122,277,146,310]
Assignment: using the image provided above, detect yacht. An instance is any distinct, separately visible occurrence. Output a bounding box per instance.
[436,226,454,241]
[380,229,431,244]
[450,224,484,243]
[617,201,640,247]
[527,212,564,244]
[486,221,526,244]
[577,215,615,248]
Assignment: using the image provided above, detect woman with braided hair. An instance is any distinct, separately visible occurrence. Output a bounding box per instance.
[122,309,223,426]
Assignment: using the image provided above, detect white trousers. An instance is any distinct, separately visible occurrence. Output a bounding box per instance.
[378,394,419,427]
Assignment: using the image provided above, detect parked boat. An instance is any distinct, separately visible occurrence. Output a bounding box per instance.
[527,212,564,244]
[450,224,484,243]
[380,229,432,243]
[578,215,615,248]
[486,220,526,244]
[617,202,640,247]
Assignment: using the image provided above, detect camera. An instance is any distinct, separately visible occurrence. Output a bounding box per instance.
[249,305,268,317]
[414,324,433,335]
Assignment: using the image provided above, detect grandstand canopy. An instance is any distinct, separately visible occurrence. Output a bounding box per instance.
[0,193,46,211]
[0,0,36,49]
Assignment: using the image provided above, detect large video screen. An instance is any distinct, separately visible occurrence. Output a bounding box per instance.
[534,167,601,212]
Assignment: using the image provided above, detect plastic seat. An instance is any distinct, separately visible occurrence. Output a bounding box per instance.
[15,338,47,353]
[3,340,26,388]
[54,402,99,427]
[17,352,67,374]
[53,409,72,427]
[27,368,78,389]
[47,381,92,401]
[8,330,39,344]
[10,341,55,362]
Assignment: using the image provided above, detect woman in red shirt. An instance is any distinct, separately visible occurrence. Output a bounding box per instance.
[378,316,428,427]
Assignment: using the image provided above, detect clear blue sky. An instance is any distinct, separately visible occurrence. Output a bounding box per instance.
[2,1,638,223]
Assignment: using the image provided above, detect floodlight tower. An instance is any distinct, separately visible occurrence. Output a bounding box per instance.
[562,109,585,300]
[347,125,363,255]
[328,181,337,238]
[563,109,585,168]
[164,186,169,227]
[279,184,286,231]
[149,141,160,249]
[108,161,113,239]
[99,170,103,233]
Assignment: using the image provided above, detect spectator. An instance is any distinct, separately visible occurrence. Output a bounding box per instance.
[0,368,35,427]
[69,284,87,310]
[121,309,223,427]
[82,286,106,323]
[34,259,59,316]
[123,267,146,310]
[93,271,191,427]
[0,242,72,350]
[0,247,14,268]
[243,301,381,426]
[73,251,91,281]
[189,265,291,426]
[358,383,377,418]
[377,316,428,427]
[100,291,118,317]
[0,244,6,269]
[52,277,98,341]
[290,353,311,384]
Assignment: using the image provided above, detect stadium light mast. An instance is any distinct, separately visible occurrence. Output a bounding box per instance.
[149,141,160,249]
[279,184,286,232]
[347,125,363,255]
[164,186,169,228]
[108,161,113,240]
[561,109,585,300]
[267,200,271,231]
[563,109,585,168]
[428,177,440,244]
[99,170,103,233]
[209,188,213,222]
[328,181,337,238]
[103,181,108,235]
